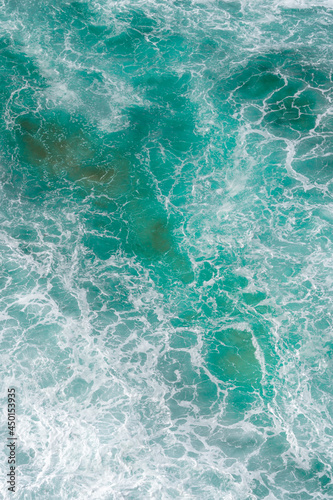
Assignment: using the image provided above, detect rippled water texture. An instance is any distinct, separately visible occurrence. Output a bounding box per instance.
[0,0,333,498]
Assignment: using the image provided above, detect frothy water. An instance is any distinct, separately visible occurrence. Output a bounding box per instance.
[0,1,332,498]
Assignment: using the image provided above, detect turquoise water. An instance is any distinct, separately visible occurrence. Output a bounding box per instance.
[0,0,333,498]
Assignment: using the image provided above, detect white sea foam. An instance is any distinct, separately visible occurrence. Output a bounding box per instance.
[0,0,332,498]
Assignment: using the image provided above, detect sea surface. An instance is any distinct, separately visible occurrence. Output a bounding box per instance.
[0,0,333,498]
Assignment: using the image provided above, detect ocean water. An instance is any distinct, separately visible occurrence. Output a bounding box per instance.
[0,0,332,498]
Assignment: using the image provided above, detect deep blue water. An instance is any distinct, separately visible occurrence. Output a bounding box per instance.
[0,1,333,498]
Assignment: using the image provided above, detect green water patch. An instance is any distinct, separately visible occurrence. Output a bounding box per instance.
[263,86,326,137]
[130,205,173,255]
[210,50,331,140]
[207,328,262,387]
[18,110,87,153]
[13,106,194,281]
[127,196,194,282]
[16,110,133,197]
[204,321,277,420]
